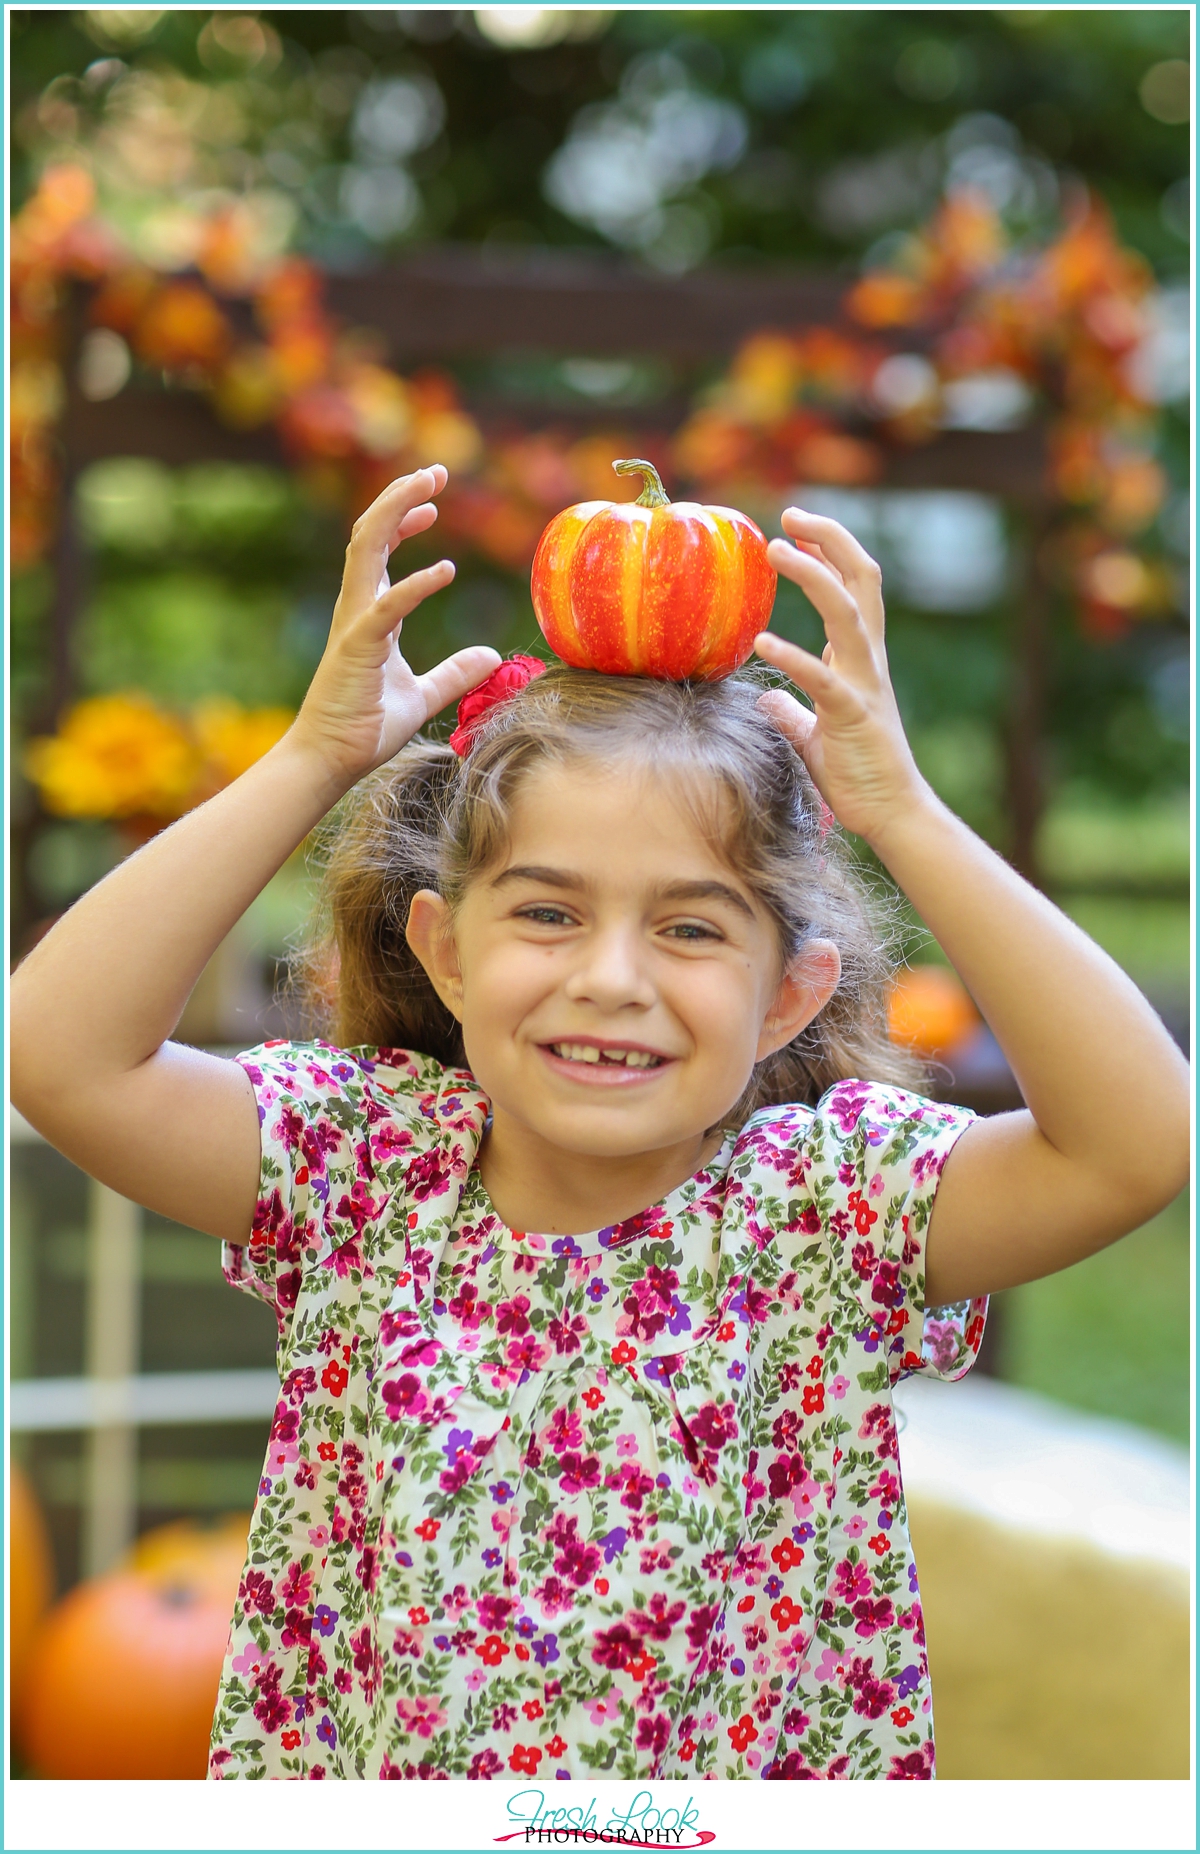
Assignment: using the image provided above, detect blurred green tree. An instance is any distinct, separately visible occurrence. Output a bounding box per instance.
[10,9,1189,935]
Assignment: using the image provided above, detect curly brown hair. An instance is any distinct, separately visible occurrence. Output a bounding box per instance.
[291,664,924,1119]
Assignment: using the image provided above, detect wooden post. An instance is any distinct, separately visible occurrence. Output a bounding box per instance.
[81,1182,142,1576]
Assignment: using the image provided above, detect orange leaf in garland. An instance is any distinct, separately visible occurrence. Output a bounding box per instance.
[531,459,776,681]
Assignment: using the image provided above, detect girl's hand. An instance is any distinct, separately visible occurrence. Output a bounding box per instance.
[290,467,502,795]
[753,508,929,848]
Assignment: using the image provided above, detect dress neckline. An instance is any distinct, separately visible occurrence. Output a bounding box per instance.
[461,1128,738,1257]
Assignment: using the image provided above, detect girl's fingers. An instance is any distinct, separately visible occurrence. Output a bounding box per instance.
[416,646,503,722]
[786,534,846,588]
[753,631,862,718]
[396,500,439,540]
[780,508,884,634]
[370,558,456,637]
[757,688,817,756]
[339,468,446,619]
[765,538,877,682]
[371,502,441,595]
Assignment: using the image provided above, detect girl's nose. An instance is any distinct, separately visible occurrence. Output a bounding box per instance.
[562,925,657,1013]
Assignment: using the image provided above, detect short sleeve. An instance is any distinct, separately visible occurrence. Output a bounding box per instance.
[802,1079,987,1384]
[221,1040,417,1339]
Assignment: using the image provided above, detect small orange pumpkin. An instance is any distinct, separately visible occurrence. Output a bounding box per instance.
[888,965,980,1058]
[22,1515,249,1780]
[9,1465,54,1732]
[531,459,777,680]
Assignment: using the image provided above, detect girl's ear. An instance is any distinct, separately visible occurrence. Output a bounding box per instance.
[406,890,463,1021]
[757,937,841,1061]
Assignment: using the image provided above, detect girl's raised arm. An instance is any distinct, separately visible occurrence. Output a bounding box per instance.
[10,468,500,1243]
[755,509,1190,1306]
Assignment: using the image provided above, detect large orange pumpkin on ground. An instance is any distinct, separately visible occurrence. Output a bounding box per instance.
[22,1515,249,1780]
[9,1465,54,1735]
[531,458,777,680]
[888,964,980,1058]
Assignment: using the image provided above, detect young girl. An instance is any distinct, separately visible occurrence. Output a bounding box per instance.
[12,467,1188,1783]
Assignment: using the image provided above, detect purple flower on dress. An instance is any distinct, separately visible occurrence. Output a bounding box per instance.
[316,1715,337,1748]
[532,1632,560,1667]
[897,1662,921,1698]
[586,1278,609,1302]
[600,1527,628,1562]
[666,1296,693,1336]
[642,1355,680,1384]
[826,1081,875,1134]
[314,1605,338,1638]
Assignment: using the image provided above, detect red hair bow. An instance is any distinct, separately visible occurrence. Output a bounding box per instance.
[449,654,547,757]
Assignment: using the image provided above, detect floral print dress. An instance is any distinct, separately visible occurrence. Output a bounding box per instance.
[208,1042,985,1783]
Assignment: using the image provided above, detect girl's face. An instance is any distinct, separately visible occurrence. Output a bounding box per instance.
[408,759,839,1166]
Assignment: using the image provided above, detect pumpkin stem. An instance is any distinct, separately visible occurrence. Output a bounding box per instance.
[613,458,669,508]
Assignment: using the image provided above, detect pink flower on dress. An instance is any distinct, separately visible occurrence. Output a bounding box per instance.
[813,1646,848,1684]
[395,1695,447,1739]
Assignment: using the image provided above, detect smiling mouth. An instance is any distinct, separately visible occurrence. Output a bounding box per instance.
[545,1042,667,1069]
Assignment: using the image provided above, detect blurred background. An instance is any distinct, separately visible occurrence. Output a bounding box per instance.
[8,6,1190,1782]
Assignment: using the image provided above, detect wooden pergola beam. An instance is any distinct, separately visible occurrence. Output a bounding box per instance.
[63,250,1047,496]
[325,245,850,362]
[67,386,1045,501]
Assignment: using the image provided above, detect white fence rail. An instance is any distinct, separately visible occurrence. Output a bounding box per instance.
[9,1369,280,1433]
[9,1109,276,1574]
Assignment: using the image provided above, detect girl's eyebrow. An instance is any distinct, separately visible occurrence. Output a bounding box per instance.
[491,864,585,891]
[656,879,756,920]
[492,865,756,920]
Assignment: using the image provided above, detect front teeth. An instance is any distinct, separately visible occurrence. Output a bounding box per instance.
[551,1044,662,1068]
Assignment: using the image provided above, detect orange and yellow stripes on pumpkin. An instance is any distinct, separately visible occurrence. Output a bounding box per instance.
[531,498,776,681]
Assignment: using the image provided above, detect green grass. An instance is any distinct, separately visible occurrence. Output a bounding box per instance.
[1038,793,1190,891]
[1057,895,1190,992]
[997,1191,1191,1445]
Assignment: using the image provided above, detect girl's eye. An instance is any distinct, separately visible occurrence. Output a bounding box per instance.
[664,922,721,942]
[518,906,576,927]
